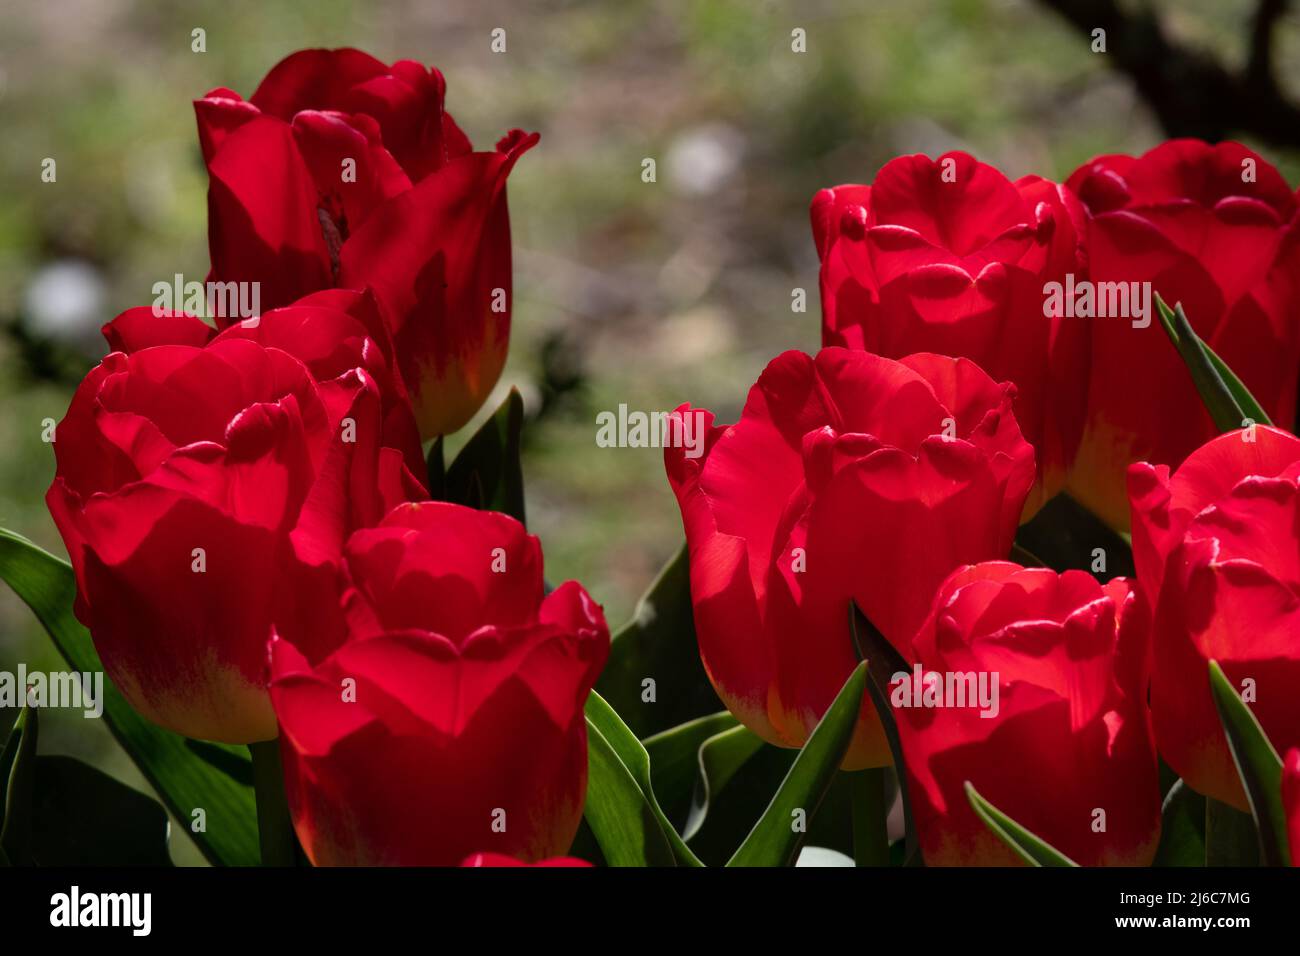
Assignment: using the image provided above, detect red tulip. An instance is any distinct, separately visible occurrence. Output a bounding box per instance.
[460,853,592,868]
[1284,749,1300,867]
[665,348,1034,768]
[1129,425,1300,809]
[269,501,609,866]
[812,152,1089,516]
[45,301,423,743]
[1067,140,1300,529]
[896,562,1160,866]
[195,48,538,437]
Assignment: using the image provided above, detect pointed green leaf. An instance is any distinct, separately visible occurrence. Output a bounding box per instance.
[965,782,1078,867]
[684,750,868,865]
[682,743,797,864]
[1204,348,1271,428]
[584,725,675,867]
[0,528,258,866]
[595,544,721,737]
[848,767,890,866]
[1205,795,1259,866]
[442,388,526,525]
[849,603,922,864]
[1157,295,1270,431]
[642,710,738,830]
[684,723,765,841]
[727,661,867,867]
[1207,659,1290,865]
[1152,778,1206,867]
[0,708,34,818]
[249,739,302,866]
[1,707,38,864]
[583,691,703,867]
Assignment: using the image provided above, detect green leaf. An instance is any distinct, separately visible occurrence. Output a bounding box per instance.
[1204,347,1271,428]
[28,756,172,865]
[441,388,526,525]
[682,747,866,865]
[583,691,703,867]
[849,603,921,864]
[642,711,738,830]
[1207,659,1290,866]
[682,742,795,864]
[1152,779,1206,867]
[684,723,765,841]
[1205,795,1259,867]
[727,661,867,867]
[583,727,674,867]
[1015,493,1135,575]
[594,544,721,738]
[0,708,34,820]
[965,782,1078,867]
[848,767,890,866]
[1,707,38,864]
[249,739,303,866]
[1157,295,1270,432]
[425,436,446,500]
[0,529,258,866]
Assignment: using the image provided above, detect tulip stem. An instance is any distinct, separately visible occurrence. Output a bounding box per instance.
[1204,796,1259,867]
[249,739,300,867]
[849,768,889,866]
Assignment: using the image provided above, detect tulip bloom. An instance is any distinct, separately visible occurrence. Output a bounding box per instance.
[195,48,537,437]
[1129,425,1300,810]
[269,502,609,866]
[1067,140,1300,530]
[894,562,1161,866]
[46,301,424,743]
[105,289,424,476]
[812,152,1089,516]
[665,348,1034,768]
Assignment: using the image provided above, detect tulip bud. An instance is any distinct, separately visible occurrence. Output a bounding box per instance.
[195,48,537,438]
[896,562,1161,866]
[1129,425,1300,810]
[46,299,423,743]
[1068,140,1300,530]
[270,502,609,866]
[811,152,1089,517]
[664,347,1034,768]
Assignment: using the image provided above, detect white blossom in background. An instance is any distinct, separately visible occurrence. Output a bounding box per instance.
[23,258,107,345]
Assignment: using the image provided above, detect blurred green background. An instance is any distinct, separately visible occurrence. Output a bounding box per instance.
[2,0,1298,864]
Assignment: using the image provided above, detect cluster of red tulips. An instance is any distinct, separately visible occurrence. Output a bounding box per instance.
[3,47,1298,868]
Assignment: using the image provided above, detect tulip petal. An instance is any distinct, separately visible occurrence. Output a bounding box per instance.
[337,134,537,437]
[205,116,333,313]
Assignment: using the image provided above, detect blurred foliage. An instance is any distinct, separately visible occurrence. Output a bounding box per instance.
[1,0,1298,864]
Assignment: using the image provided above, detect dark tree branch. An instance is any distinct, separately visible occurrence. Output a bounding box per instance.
[1248,0,1288,90]
[1039,0,1300,147]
